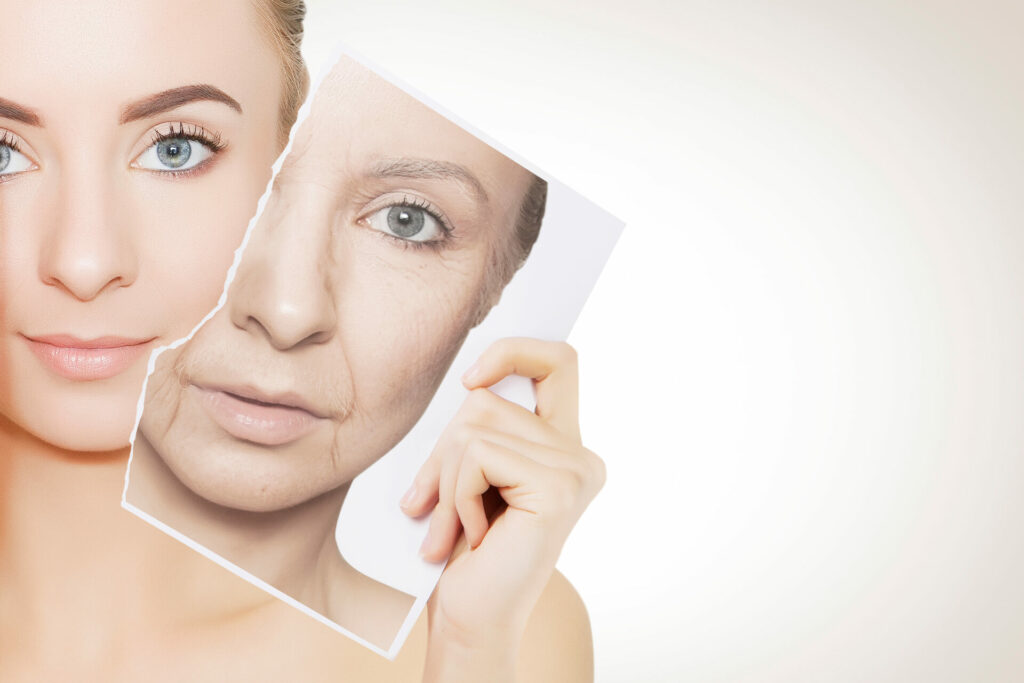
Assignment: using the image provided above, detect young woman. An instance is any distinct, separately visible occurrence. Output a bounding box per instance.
[1,2,597,680]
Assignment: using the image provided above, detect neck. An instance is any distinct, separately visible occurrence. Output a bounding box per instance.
[0,415,273,663]
[127,432,361,610]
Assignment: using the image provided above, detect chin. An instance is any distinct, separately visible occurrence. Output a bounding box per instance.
[157,438,344,513]
[6,391,138,454]
[1,346,153,454]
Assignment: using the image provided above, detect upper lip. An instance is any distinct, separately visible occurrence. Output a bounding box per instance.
[196,382,329,419]
[22,334,156,349]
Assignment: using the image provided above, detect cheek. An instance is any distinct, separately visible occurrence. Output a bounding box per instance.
[138,349,187,445]
[133,157,272,338]
[342,251,484,420]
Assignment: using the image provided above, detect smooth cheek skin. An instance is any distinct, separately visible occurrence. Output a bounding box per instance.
[0,0,283,452]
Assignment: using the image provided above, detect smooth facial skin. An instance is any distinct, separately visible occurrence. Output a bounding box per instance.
[139,56,534,513]
[0,0,285,452]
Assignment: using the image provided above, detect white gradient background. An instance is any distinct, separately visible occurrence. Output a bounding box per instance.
[303,2,1024,681]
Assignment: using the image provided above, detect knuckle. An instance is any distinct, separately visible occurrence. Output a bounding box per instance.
[462,388,497,423]
[461,438,485,466]
[558,341,578,362]
[550,468,583,503]
[584,448,607,491]
[493,336,517,356]
[553,341,578,367]
[451,422,476,448]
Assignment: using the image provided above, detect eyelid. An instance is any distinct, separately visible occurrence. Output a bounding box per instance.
[145,121,225,151]
[128,121,227,178]
[0,128,41,170]
[358,192,455,237]
[128,120,227,166]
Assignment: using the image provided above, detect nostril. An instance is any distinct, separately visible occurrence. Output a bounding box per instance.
[241,303,337,351]
[38,225,139,300]
[42,268,133,302]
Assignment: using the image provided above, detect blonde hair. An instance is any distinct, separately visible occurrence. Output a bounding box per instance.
[470,173,548,327]
[251,0,309,143]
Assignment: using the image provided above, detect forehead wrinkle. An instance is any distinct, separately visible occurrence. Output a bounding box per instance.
[369,157,490,205]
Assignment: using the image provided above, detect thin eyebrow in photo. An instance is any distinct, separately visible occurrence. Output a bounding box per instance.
[120,84,243,124]
[0,97,41,126]
[371,158,490,204]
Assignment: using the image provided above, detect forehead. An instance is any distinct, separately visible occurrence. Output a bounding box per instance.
[290,56,530,199]
[1,0,275,122]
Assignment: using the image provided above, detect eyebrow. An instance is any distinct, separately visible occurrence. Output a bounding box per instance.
[370,158,489,204]
[0,97,41,126]
[120,84,242,124]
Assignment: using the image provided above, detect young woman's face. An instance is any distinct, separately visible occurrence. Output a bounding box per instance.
[0,0,285,452]
[139,56,534,512]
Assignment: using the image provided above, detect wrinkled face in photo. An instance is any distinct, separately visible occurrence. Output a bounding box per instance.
[138,55,540,513]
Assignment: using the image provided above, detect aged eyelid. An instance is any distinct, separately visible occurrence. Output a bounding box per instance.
[358,191,456,236]
[369,158,490,206]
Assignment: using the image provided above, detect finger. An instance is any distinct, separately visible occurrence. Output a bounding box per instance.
[462,338,579,437]
[420,439,464,563]
[454,451,490,549]
[458,422,586,473]
[421,501,462,564]
[457,386,562,446]
[400,446,443,517]
[452,436,552,548]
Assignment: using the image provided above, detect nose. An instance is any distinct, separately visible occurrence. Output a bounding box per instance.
[38,167,138,301]
[228,187,338,350]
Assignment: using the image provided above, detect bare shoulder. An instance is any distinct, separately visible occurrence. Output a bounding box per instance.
[516,570,594,683]
[242,571,592,682]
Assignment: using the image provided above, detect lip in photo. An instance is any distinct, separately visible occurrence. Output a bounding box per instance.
[21,334,156,382]
[191,383,327,446]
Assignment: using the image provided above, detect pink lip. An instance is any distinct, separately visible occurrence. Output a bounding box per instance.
[22,334,156,381]
[192,384,325,446]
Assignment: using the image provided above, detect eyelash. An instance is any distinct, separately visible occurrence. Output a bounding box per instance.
[145,122,226,178]
[373,195,455,252]
[149,122,225,152]
[0,130,23,152]
[0,130,33,184]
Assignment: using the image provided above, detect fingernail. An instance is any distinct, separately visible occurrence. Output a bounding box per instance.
[400,484,417,509]
[419,532,433,559]
[462,361,481,385]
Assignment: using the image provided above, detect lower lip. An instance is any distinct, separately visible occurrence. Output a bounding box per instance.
[25,338,153,381]
[194,386,322,446]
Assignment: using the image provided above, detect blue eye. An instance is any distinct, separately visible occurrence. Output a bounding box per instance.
[366,202,448,244]
[135,136,214,172]
[157,138,192,168]
[132,124,224,174]
[0,135,35,177]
